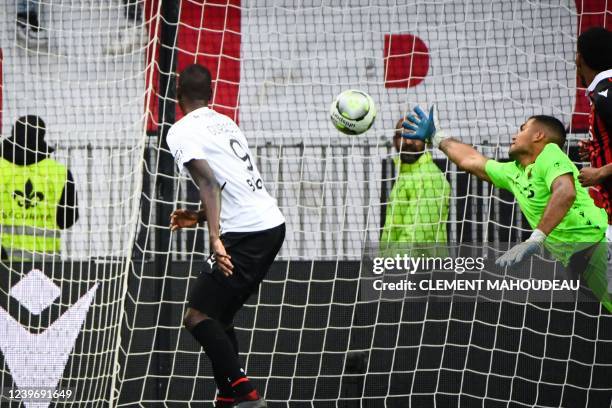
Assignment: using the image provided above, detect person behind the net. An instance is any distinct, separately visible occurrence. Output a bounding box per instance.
[402,105,612,313]
[15,0,47,48]
[575,27,612,240]
[380,117,450,254]
[166,64,284,408]
[0,115,79,261]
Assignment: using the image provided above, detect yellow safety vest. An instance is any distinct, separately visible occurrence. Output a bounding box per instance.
[0,157,67,258]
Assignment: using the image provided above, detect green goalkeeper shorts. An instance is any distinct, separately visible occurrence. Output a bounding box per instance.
[569,241,612,313]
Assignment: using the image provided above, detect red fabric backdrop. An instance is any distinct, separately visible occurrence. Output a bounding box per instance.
[145,0,241,133]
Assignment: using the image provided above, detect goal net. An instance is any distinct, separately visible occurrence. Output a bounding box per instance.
[0,0,149,407]
[0,1,610,407]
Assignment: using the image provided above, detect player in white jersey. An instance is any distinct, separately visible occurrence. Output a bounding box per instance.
[167,64,284,408]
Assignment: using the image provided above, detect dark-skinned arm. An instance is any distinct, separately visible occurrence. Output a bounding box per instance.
[579,164,612,187]
[185,159,221,239]
[185,159,233,276]
[196,209,207,223]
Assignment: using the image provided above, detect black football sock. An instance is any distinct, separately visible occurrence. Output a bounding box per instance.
[225,326,239,355]
[223,326,260,400]
[214,349,234,406]
[189,319,254,398]
[214,327,236,398]
[213,370,234,406]
[220,326,251,402]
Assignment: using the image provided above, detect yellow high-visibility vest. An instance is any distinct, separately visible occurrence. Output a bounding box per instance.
[0,157,67,257]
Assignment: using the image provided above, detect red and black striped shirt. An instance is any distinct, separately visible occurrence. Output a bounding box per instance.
[587,69,612,223]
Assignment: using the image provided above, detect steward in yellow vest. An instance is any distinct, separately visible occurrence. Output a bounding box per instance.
[0,116,79,260]
[381,118,450,243]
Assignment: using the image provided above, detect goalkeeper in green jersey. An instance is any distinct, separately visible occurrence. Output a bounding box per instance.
[402,106,612,313]
[381,118,450,245]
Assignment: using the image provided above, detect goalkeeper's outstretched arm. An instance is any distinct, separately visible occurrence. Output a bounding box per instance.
[438,138,491,183]
[402,105,490,182]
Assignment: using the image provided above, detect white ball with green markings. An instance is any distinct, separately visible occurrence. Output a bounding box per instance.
[330,90,377,135]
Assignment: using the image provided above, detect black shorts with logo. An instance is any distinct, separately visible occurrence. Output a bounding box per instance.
[187,223,285,326]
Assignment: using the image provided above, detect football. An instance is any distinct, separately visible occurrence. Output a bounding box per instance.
[330,90,377,135]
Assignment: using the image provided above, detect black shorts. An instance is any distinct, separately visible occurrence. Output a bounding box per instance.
[187,223,285,326]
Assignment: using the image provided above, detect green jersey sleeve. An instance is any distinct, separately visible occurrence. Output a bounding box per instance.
[485,160,516,191]
[534,143,575,190]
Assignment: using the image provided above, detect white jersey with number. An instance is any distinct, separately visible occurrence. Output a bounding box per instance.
[166,107,285,233]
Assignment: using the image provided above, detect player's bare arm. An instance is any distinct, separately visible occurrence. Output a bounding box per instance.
[496,171,578,268]
[402,105,491,182]
[578,139,592,161]
[579,164,612,187]
[185,158,234,276]
[438,138,492,183]
[536,174,576,234]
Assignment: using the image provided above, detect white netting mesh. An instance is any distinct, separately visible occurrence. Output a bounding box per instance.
[0,0,150,406]
[0,1,610,407]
